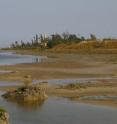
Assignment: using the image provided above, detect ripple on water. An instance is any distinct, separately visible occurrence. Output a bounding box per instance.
[0,97,117,124]
[79,96,117,100]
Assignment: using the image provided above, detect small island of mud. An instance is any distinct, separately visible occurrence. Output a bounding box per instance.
[0,107,9,124]
[2,84,48,105]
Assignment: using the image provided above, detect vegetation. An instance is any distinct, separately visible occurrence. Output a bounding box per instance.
[2,84,48,104]
[6,32,117,51]
[0,107,6,113]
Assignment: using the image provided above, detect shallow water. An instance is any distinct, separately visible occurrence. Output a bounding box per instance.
[34,77,117,84]
[0,51,46,65]
[0,51,117,124]
[0,96,117,124]
[0,77,117,87]
[0,51,117,86]
[79,96,117,100]
[0,81,22,87]
[0,70,13,74]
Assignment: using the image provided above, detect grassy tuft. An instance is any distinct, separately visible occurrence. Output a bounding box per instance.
[0,107,6,112]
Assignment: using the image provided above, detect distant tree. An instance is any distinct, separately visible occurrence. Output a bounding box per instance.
[47,39,62,48]
[31,39,34,45]
[51,33,62,41]
[11,43,15,48]
[62,32,70,40]
[40,34,44,42]
[81,36,85,41]
[14,41,19,47]
[33,36,36,42]
[47,40,53,48]
[90,34,97,40]
[21,40,25,48]
[26,42,31,47]
[68,34,77,41]
[35,34,38,43]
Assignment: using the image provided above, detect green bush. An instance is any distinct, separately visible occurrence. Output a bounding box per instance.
[0,107,6,112]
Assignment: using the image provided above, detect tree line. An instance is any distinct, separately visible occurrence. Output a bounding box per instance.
[9,33,117,49]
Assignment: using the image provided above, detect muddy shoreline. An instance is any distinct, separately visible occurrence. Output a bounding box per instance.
[0,50,117,107]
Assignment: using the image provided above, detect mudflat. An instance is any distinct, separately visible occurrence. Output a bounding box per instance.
[0,50,117,107]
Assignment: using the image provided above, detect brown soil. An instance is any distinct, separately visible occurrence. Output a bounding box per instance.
[0,50,117,107]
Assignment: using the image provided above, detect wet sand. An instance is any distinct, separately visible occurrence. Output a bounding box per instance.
[0,52,117,80]
[0,51,117,107]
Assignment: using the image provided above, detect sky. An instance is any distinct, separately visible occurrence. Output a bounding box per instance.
[0,0,117,47]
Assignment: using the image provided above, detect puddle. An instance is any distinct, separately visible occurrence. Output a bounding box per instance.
[33,77,117,84]
[0,70,14,74]
[79,96,117,100]
[0,81,23,87]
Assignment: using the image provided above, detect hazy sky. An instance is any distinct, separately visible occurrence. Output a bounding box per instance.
[0,0,117,47]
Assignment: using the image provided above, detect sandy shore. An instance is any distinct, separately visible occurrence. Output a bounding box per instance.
[0,50,117,107]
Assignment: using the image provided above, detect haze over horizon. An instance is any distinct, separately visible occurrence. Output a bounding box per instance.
[0,0,117,47]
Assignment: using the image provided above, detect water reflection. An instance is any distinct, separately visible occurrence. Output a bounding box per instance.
[0,51,47,65]
[79,96,117,100]
[0,96,117,124]
[34,77,117,84]
[5,98,45,110]
[0,70,13,74]
[0,81,22,87]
